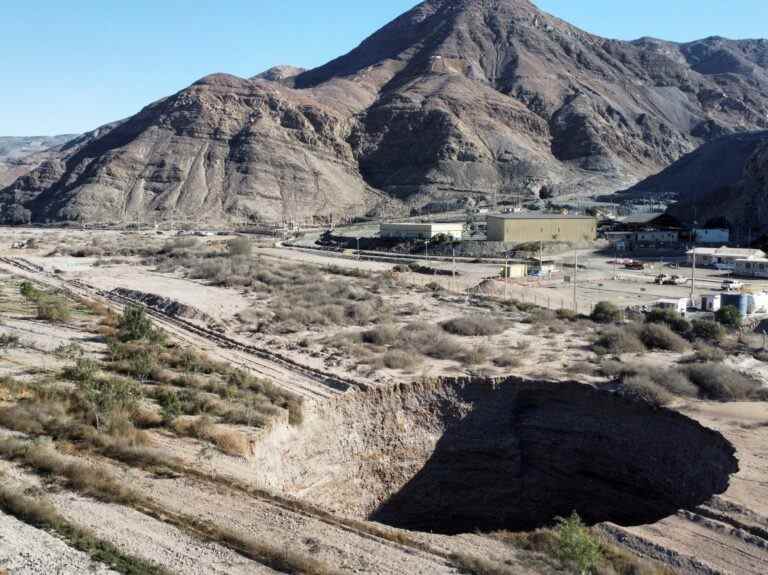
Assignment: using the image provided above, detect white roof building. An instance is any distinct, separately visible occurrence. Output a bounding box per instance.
[687,247,766,269]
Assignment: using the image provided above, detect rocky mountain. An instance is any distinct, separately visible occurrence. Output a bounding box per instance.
[3,0,768,224]
[0,135,76,188]
[656,132,768,235]
[621,131,768,204]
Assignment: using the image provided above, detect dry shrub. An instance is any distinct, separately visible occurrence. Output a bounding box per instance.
[460,343,492,366]
[639,323,689,352]
[173,416,250,457]
[399,322,466,361]
[0,487,60,529]
[362,324,399,346]
[605,362,698,399]
[622,376,674,407]
[441,316,506,337]
[381,350,422,370]
[683,344,726,364]
[593,325,646,355]
[683,363,764,401]
[493,355,523,369]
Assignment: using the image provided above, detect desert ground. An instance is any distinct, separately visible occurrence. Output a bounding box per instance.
[0,226,767,575]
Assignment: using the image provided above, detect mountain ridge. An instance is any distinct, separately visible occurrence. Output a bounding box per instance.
[2,0,768,224]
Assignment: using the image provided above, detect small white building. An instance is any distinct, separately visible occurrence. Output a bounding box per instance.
[687,247,766,270]
[652,298,689,315]
[733,258,768,278]
[701,294,722,312]
[380,222,464,241]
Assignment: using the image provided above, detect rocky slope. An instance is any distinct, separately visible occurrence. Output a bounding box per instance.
[665,134,768,235]
[0,135,76,188]
[621,131,768,205]
[2,0,768,224]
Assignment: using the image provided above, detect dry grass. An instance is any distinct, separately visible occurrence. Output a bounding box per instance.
[0,484,171,575]
[173,417,250,457]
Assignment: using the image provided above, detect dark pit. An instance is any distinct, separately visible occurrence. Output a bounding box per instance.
[254,378,739,535]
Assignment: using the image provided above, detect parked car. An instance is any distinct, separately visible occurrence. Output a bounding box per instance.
[654,274,671,284]
[624,261,645,270]
[664,275,690,286]
[721,279,744,291]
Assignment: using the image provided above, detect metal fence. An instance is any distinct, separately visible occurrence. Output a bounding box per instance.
[401,272,597,316]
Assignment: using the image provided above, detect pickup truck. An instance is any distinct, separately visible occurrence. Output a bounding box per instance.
[721,279,744,291]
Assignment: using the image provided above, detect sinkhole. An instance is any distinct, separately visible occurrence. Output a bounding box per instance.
[253,378,738,535]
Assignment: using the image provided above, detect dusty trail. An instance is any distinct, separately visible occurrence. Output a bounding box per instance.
[0,257,353,400]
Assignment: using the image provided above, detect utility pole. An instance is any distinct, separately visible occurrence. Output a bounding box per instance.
[573,250,579,313]
[356,237,360,261]
[504,255,509,300]
[452,244,456,292]
[690,245,696,306]
[424,240,429,265]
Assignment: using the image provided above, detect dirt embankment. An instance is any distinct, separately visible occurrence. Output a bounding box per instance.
[251,377,737,534]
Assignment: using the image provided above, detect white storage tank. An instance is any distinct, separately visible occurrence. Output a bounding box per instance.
[701,294,722,312]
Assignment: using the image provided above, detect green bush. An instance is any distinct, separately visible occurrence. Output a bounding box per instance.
[63,358,100,383]
[36,297,71,323]
[691,319,725,342]
[19,281,43,302]
[590,302,622,324]
[156,389,183,422]
[0,333,20,351]
[715,305,742,328]
[645,309,691,335]
[118,305,157,342]
[555,513,602,575]
[76,376,142,431]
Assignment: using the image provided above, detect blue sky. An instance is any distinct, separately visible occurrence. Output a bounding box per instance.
[1,0,766,137]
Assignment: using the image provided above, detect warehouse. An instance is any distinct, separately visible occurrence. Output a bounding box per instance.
[379,222,464,241]
[486,214,597,243]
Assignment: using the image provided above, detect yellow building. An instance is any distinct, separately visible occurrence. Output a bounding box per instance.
[486,214,597,243]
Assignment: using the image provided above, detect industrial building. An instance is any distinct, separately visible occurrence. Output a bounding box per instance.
[379,222,464,241]
[486,214,597,243]
[687,247,766,270]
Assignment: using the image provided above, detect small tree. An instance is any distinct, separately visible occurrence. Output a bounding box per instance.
[590,302,622,324]
[556,513,603,575]
[118,304,154,342]
[19,281,42,302]
[156,388,183,423]
[715,305,742,329]
[77,376,142,431]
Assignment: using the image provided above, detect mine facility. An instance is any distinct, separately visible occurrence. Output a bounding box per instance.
[486,213,598,243]
[379,222,465,241]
